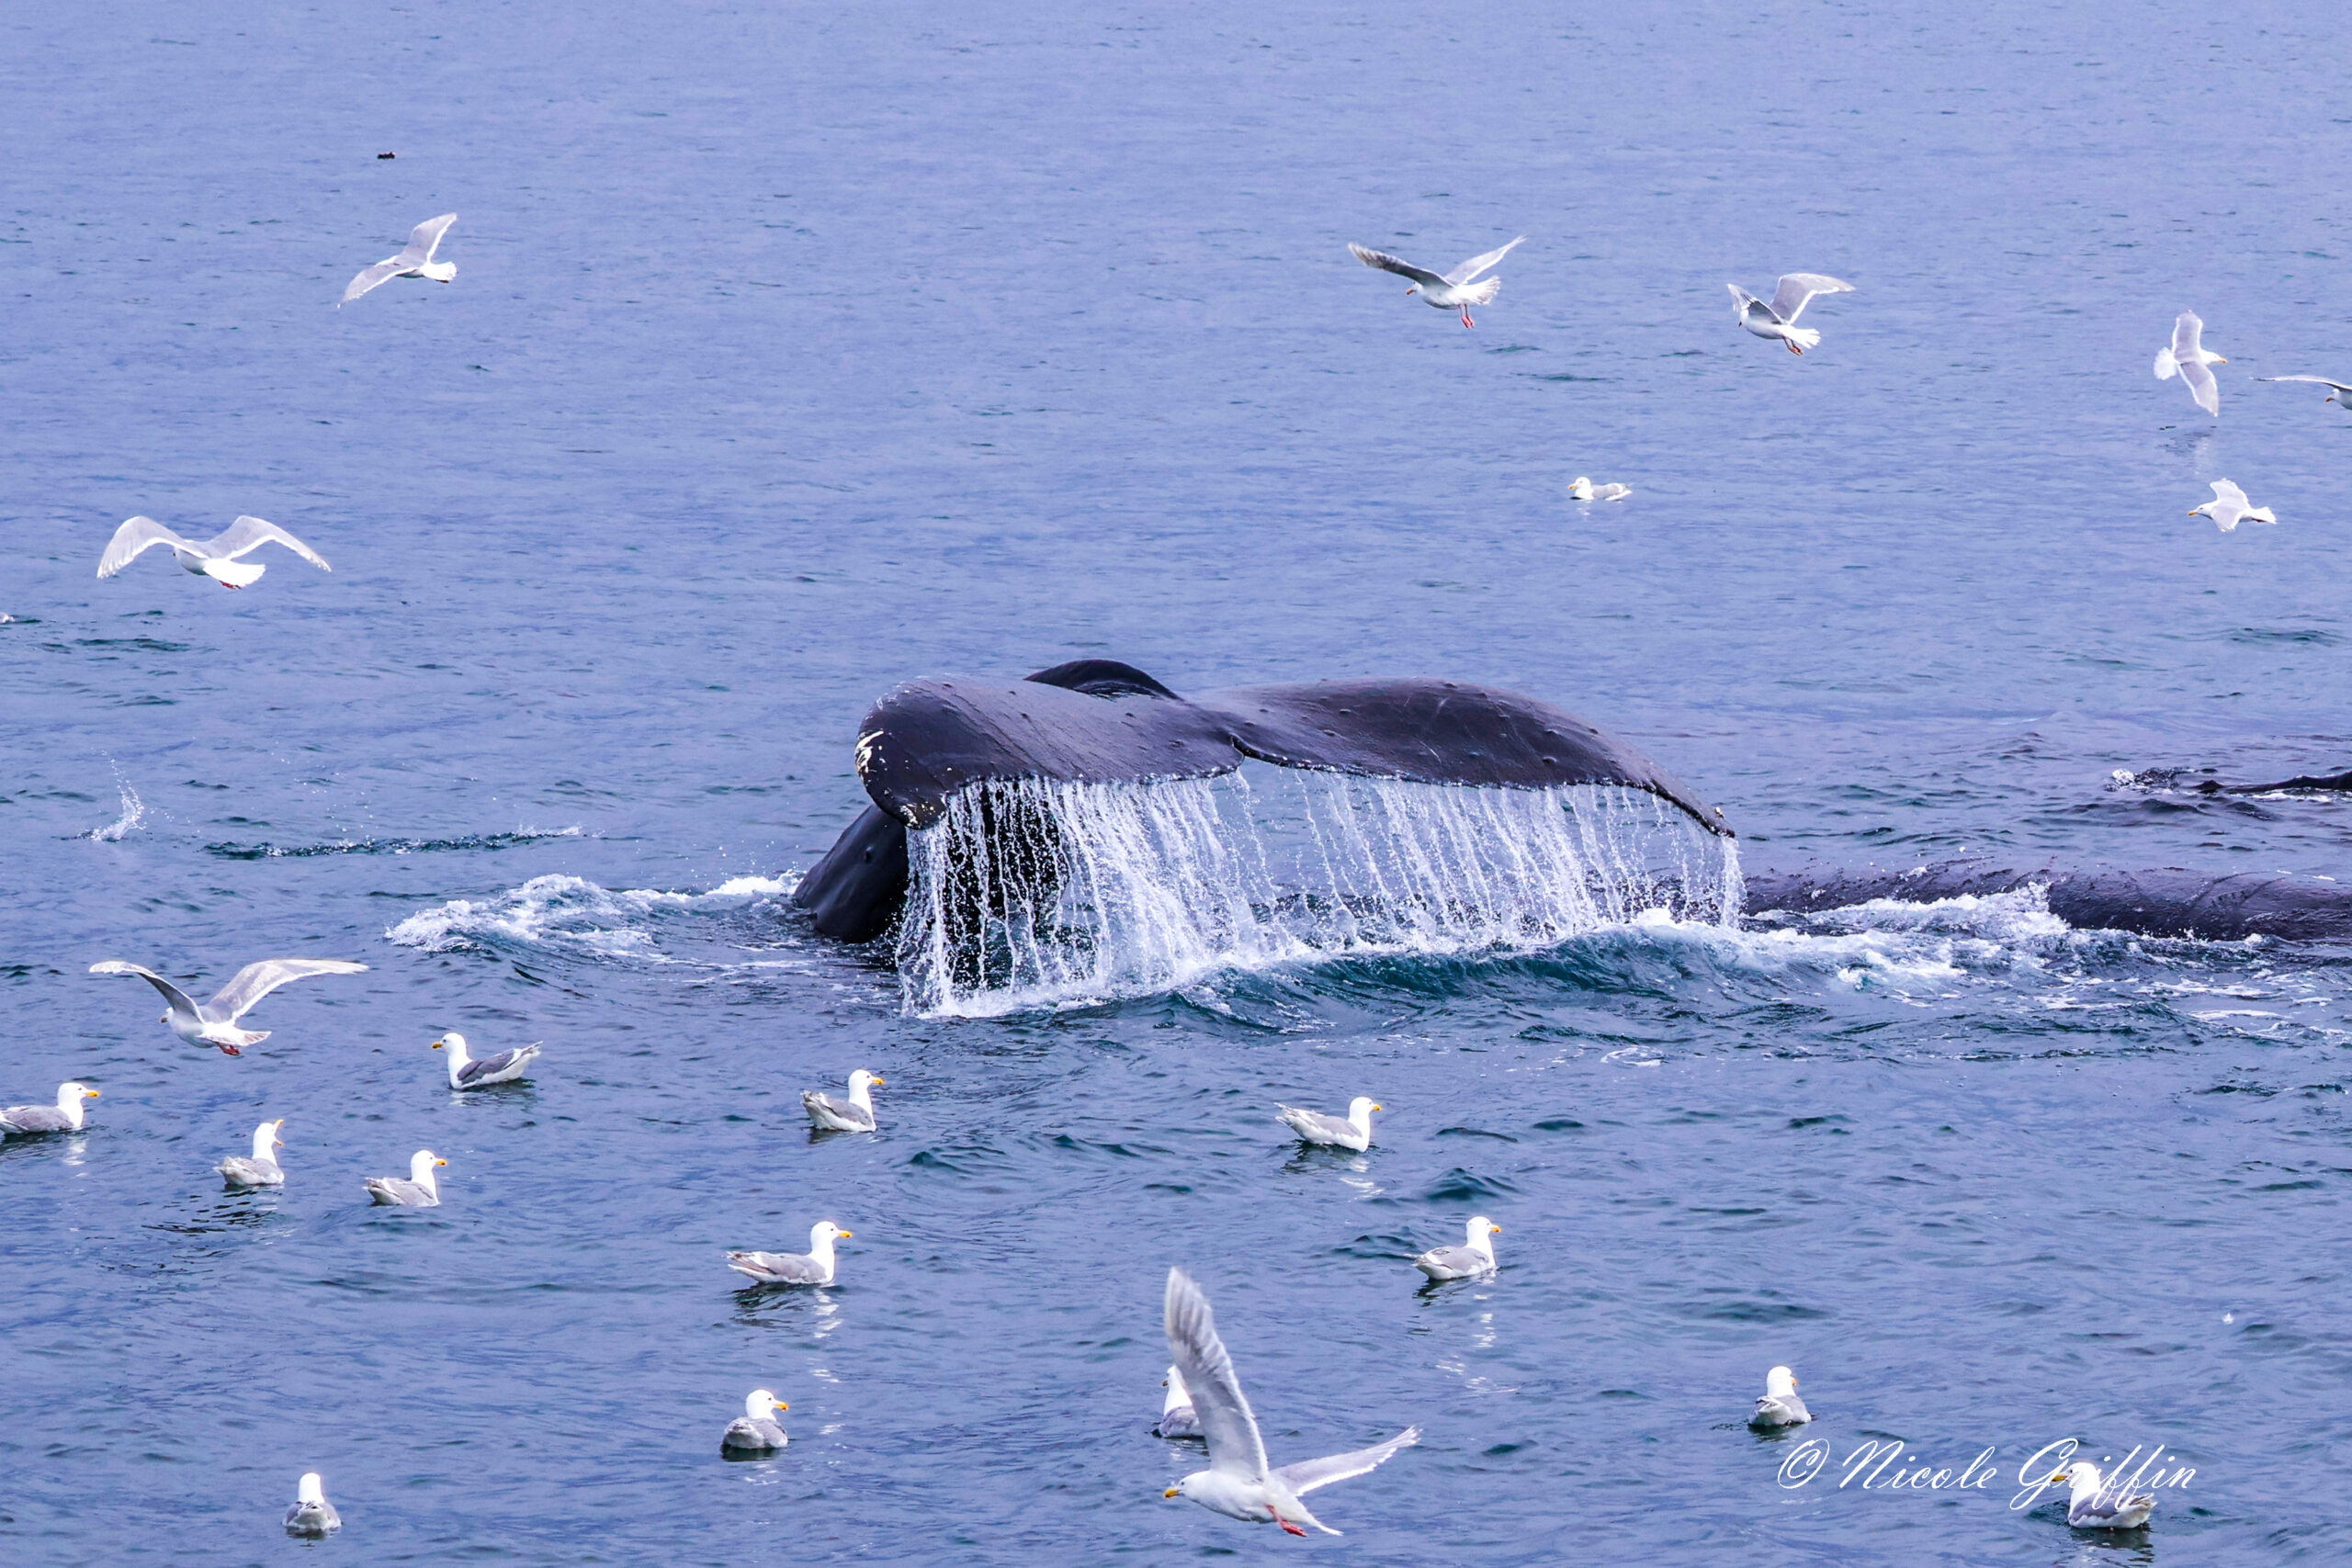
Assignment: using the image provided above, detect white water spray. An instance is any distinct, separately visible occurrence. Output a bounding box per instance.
[897,769,1742,1016]
[86,772,145,842]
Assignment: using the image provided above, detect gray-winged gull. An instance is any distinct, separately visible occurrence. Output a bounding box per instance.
[726,1221,852,1286]
[364,1149,447,1207]
[804,1069,885,1132]
[1749,1365,1812,1428]
[1276,1096,1379,1152]
[2189,479,2275,532]
[432,1031,539,1089]
[342,214,458,305]
[1159,1268,1419,1535]
[2256,374,2352,409]
[284,1472,341,1537]
[2154,311,2225,416]
[95,516,334,591]
[1411,1215,1500,1281]
[2045,1460,2157,1529]
[1348,237,1524,328]
[0,1082,99,1134]
[1156,1364,1204,1439]
[721,1388,790,1453]
[1569,477,1633,502]
[91,957,367,1055]
[220,1119,287,1187]
[1728,274,1853,354]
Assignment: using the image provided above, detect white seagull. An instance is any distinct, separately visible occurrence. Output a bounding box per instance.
[726,1221,852,1287]
[2045,1460,2157,1529]
[0,1082,99,1135]
[1749,1365,1812,1428]
[721,1388,791,1453]
[364,1149,447,1207]
[432,1031,540,1089]
[1156,1364,1203,1439]
[283,1472,341,1537]
[2256,374,2352,409]
[96,515,333,590]
[90,957,368,1055]
[2154,310,2225,416]
[1568,477,1633,502]
[1159,1268,1419,1535]
[1411,1215,1501,1281]
[803,1068,885,1132]
[342,213,458,305]
[1728,274,1853,354]
[1275,1096,1379,1152]
[2188,479,2276,532]
[1348,236,1525,328]
[220,1119,287,1188]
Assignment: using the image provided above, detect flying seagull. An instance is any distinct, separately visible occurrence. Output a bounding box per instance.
[96,515,332,590]
[1348,237,1525,328]
[1159,1268,1419,1535]
[432,1031,540,1089]
[2256,374,2352,409]
[726,1221,853,1287]
[804,1068,885,1132]
[2154,310,2224,416]
[2189,479,2275,532]
[1275,1095,1379,1152]
[1749,1365,1812,1428]
[2045,1460,2157,1530]
[1728,274,1854,354]
[90,958,368,1055]
[342,213,458,305]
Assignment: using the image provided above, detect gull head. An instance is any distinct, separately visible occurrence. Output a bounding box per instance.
[849,1068,885,1093]
[431,1032,467,1056]
[296,1472,328,1506]
[2050,1460,2100,1492]
[1468,1214,1500,1242]
[62,1082,99,1111]
[1349,1095,1382,1121]
[1766,1365,1798,1398]
[1161,1363,1193,1411]
[411,1149,447,1183]
[744,1387,787,1418]
[811,1220,852,1247]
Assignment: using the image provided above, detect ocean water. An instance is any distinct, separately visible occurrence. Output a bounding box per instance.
[4,1,2348,1562]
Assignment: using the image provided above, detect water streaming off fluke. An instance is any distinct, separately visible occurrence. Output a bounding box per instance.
[896,769,1743,1015]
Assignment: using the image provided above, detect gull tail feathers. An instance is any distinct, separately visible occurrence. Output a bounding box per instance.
[1461,276,1502,307]
[2154,348,2178,380]
[206,558,266,589]
[1786,325,1822,351]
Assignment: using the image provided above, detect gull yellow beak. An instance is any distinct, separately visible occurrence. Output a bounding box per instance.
[775,1401,789,1412]
[86,1089,101,1099]
[1164,1486,1181,1498]
[2188,509,2201,515]
[1371,1102,1383,1111]
[836,1228,853,1238]
[2215,355,2228,364]
[431,1039,446,1051]
[871,1076,886,1086]
[435,1158,449,1167]
[1489,1223,1501,1233]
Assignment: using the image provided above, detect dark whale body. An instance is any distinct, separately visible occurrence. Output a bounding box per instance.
[794,660,1731,942]
[1742,862,2352,943]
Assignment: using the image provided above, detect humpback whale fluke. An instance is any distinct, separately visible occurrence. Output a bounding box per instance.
[796,660,1733,943]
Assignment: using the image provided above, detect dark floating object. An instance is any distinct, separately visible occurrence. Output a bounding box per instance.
[2199,768,2352,795]
[1745,860,2352,942]
[377,151,396,159]
[794,659,1731,942]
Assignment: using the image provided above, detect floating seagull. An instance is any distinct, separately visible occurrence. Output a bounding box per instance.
[1568,477,1633,502]
[95,515,334,591]
[1159,1268,1419,1535]
[342,213,458,305]
[2189,479,2276,532]
[364,1149,447,1207]
[1728,274,1853,354]
[220,1119,287,1188]
[1348,237,1524,328]
[1156,1364,1204,1439]
[432,1031,539,1089]
[1276,1096,1380,1152]
[1411,1215,1501,1281]
[803,1068,885,1132]
[90,957,368,1055]
[1749,1365,1812,1428]
[2256,374,2352,409]
[721,1388,790,1453]
[284,1472,341,1537]
[2045,1460,2157,1529]
[0,1082,98,1135]
[726,1221,852,1287]
[2154,310,2225,416]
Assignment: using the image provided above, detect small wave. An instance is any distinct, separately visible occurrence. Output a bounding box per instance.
[386,870,800,958]
[85,775,144,842]
[210,826,582,860]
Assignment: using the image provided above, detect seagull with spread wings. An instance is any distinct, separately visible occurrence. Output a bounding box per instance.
[2256,374,2352,410]
[342,213,459,305]
[1348,236,1524,328]
[1159,1268,1419,1536]
[2154,310,2225,416]
[96,515,332,590]
[2188,479,2275,532]
[1728,274,1854,355]
[90,957,368,1055]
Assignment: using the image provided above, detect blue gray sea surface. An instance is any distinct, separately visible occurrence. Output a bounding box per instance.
[3,2,2347,1563]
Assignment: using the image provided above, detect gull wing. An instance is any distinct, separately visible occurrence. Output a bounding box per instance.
[89,960,199,1018]
[206,958,368,1021]
[406,213,458,265]
[1272,1427,1419,1495]
[341,257,412,305]
[1348,244,1446,289]
[2210,479,2249,508]
[1442,236,1524,286]
[204,516,332,570]
[1165,1269,1270,1481]
[1769,273,1853,325]
[96,517,198,578]
[2179,356,2220,416]
[2171,311,2204,364]
[2258,375,2352,392]
[726,1249,828,1283]
[1277,1106,1353,1142]
[458,1047,534,1083]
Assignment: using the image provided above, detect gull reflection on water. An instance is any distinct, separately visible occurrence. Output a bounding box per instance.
[732,1282,843,1341]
